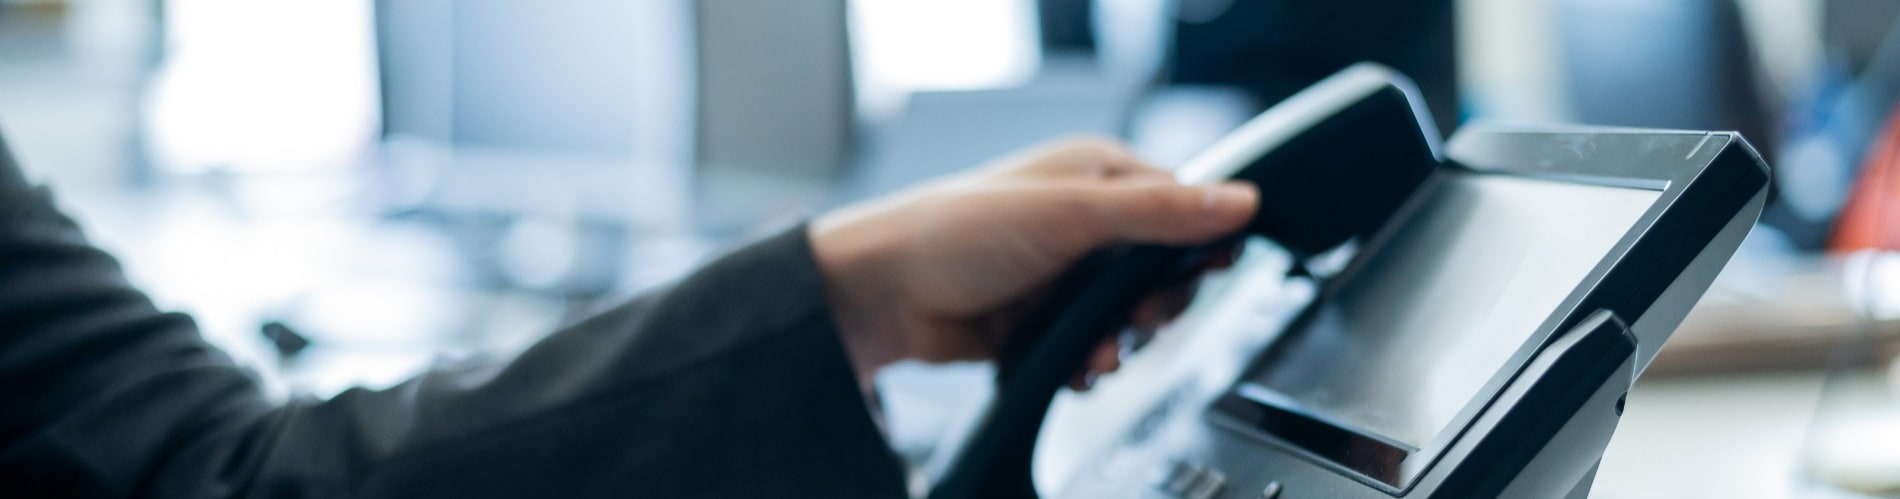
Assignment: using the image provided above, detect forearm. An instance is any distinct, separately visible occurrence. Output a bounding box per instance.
[0,129,904,497]
[270,226,906,497]
[0,134,278,496]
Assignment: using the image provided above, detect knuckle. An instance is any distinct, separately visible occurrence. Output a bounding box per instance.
[1060,134,1122,152]
[1063,136,1137,166]
[1142,185,1198,215]
[1061,185,1107,220]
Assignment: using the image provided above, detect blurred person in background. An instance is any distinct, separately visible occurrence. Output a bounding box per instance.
[0,133,1256,497]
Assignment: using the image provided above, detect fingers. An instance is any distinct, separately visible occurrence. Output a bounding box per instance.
[1010,136,1257,249]
[1070,285,1200,391]
[1070,269,1223,391]
[1017,136,1175,182]
[1080,181,1258,246]
[1132,280,1198,332]
[1070,339,1124,390]
[1205,244,1242,269]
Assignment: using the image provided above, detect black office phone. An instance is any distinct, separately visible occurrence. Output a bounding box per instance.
[928,63,1770,499]
[931,64,1441,499]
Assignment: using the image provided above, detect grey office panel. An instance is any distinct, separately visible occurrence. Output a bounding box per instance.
[376,0,453,143]
[690,0,855,230]
[692,0,853,177]
[452,1,643,154]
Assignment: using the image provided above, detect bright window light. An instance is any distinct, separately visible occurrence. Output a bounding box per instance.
[146,0,381,173]
[849,0,1041,117]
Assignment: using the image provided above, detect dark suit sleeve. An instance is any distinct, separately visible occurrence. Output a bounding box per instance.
[0,134,908,498]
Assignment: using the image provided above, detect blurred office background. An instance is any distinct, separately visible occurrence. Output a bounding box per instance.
[3,0,1900,496]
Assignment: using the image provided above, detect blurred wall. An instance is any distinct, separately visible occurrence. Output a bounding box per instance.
[452,2,641,154]
[380,0,691,159]
[693,0,853,178]
[692,0,854,231]
[375,0,451,145]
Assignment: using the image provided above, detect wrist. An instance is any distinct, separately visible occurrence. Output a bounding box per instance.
[809,210,909,385]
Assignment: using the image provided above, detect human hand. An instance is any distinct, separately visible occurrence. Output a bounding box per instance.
[811,137,1258,390]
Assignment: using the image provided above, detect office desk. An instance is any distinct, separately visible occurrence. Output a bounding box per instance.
[1596,370,1829,498]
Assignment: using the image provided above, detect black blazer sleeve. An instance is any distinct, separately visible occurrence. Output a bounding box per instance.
[0,134,908,498]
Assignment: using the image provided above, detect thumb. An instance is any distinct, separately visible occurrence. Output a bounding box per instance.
[1082,181,1258,245]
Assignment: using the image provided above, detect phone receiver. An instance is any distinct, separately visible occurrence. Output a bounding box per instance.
[927,64,1443,499]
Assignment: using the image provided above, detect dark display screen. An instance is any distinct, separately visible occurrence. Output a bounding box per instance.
[1222,171,1657,485]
